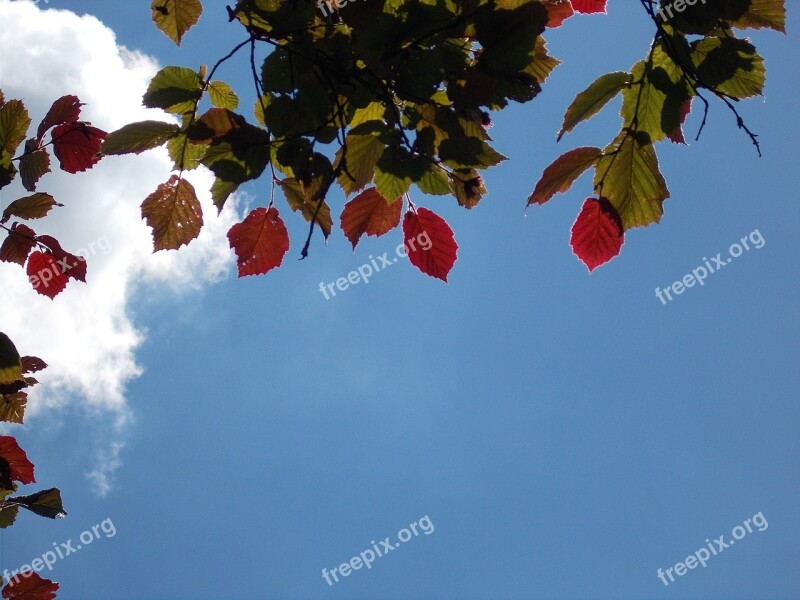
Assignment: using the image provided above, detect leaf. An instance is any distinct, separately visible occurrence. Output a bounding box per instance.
[1,193,61,224]
[570,0,607,14]
[6,488,67,519]
[528,147,602,206]
[227,207,290,278]
[151,0,202,46]
[0,436,35,488]
[21,356,47,374]
[51,122,106,173]
[0,333,22,385]
[141,175,204,251]
[0,393,26,424]
[402,207,458,282]
[1,572,59,600]
[668,98,693,144]
[450,170,487,209]
[0,223,36,266]
[0,100,31,157]
[34,235,87,283]
[593,131,669,230]
[19,139,51,192]
[26,252,69,299]
[335,134,385,195]
[543,0,575,28]
[558,72,630,140]
[0,504,19,528]
[622,43,691,143]
[340,187,403,249]
[207,81,239,110]
[570,197,624,271]
[279,178,333,240]
[210,178,238,213]
[102,121,179,155]
[375,146,424,203]
[729,0,786,33]
[167,133,205,171]
[143,66,203,114]
[36,95,82,141]
[691,37,766,100]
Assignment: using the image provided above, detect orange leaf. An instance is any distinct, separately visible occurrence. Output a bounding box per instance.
[0,435,36,487]
[339,187,402,250]
[0,224,36,266]
[2,572,59,600]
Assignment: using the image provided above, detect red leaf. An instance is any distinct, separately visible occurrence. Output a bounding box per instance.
[0,223,37,266]
[37,95,83,141]
[21,356,47,374]
[543,0,575,27]
[25,252,69,299]
[35,235,87,283]
[2,572,59,600]
[340,187,403,250]
[227,207,290,277]
[402,207,458,282]
[570,197,624,272]
[51,122,106,173]
[0,435,36,486]
[668,98,693,145]
[570,0,607,13]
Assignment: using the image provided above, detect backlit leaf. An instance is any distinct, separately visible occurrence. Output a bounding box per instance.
[571,0,607,14]
[36,95,82,141]
[0,333,22,385]
[143,66,203,114]
[26,252,69,299]
[102,120,179,155]
[558,72,630,141]
[0,223,36,266]
[279,178,333,240]
[1,572,59,600]
[335,134,384,195]
[151,0,202,45]
[340,187,403,249]
[21,356,47,374]
[51,122,106,173]
[141,175,203,251]
[207,80,239,110]
[570,197,624,271]
[402,207,458,282]
[19,139,50,192]
[227,207,290,277]
[528,147,602,206]
[1,193,61,224]
[0,436,35,488]
[0,393,27,425]
[0,100,30,156]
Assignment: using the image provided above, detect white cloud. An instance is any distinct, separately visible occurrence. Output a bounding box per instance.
[0,0,241,494]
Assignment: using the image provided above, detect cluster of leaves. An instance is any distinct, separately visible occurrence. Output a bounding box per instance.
[103,0,608,281]
[530,0,785,270]
[105,0,783,278]
[0,332,64,598]
[0,93,106,297]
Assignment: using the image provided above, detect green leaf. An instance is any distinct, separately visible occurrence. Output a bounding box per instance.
[151,0,202,46]
[335,134,385,195]
[1,193,61,224]
[143,66,203,114]
[593,131,669,230]
[211,178,238,214]
[280,178,333,239]
[0,504,18,528]
[622,43,691,143]
[167,133,206,171]
[558,72,631,141]
[439,137,506,169]
[0,332,22,385]
[729,0,786,33]
[416,165,451,196]
[374,146,422,203]
[102,120,179,155]
[691,37,766,100]
[207,80,240,110]
[19,139,50,192]
[528,147,603,206]
[0,99,31,156]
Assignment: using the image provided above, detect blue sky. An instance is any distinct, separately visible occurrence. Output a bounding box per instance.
[1,1,798,599]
